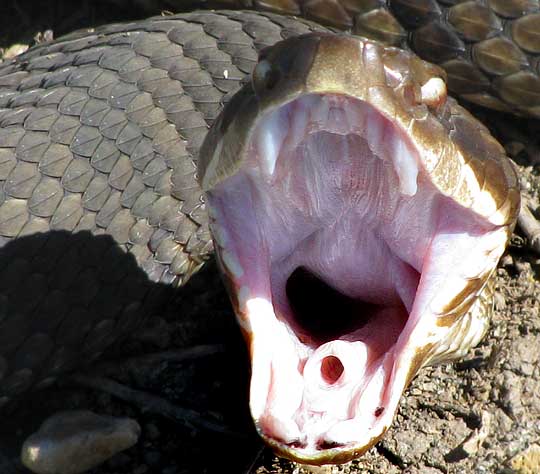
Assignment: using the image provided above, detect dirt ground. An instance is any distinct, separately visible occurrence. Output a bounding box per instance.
[1,1,539,473]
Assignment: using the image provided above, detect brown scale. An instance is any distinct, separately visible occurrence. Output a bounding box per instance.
[196,0,540,116]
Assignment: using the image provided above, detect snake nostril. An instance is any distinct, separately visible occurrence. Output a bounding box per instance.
[320,355,344,385]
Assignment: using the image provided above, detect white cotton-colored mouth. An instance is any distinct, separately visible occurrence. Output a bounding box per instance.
[205,93,507,462]
[254,95,419,196]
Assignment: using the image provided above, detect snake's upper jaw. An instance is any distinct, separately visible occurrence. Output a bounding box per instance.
[203,92,509,464]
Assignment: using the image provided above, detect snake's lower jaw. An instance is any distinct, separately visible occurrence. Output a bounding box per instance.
[238,295,460,464]
[244,295,412,464]
[204,93,509,464]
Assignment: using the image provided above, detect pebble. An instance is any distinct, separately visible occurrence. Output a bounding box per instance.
[294,466,334,474]
[460,411,491,456]
[500,254,514,269]
[21,410,140,474]
[1,43,29,59]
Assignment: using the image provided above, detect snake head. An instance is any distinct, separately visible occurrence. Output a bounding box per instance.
[198,33,519,464]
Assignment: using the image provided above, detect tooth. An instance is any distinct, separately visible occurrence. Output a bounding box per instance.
[384,64,403,87]
[288,97,310,149]
[391,137,418,196]
[309,95,330,132]
[364,107,385,159]
[327,106,350,135]
[344,102,367,134]
[220,250,244,278]
[256,107,288,176]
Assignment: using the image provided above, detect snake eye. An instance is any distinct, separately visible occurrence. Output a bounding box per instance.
[252,59,281,95]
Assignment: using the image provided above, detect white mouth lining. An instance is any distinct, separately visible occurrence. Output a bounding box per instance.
[206,93,506,458]
[253,94,420,196]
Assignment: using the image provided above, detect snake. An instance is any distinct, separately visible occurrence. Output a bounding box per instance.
[121,0,540,117]
[0,2,524,466]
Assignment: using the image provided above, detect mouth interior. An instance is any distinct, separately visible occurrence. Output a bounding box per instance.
[285,266,410,348]
[207,93,498,458]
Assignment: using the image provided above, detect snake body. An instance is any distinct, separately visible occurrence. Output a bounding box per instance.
[0,11,338,405]
[0,4,522,464]
[127,0,540,117]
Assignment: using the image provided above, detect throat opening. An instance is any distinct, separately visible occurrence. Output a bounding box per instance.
[285,266,384,346]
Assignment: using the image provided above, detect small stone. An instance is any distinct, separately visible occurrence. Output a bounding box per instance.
[510,444,540,474]
[405,467,443,474]
[461,411,491,455]
[493,291,507,311]
[1,44,29,59]
[500,254,514,268]
[514,260,531,275]
[34,30,54,44]
[296,465,334,474]
[21,410,141,474]
[502,371,524,418]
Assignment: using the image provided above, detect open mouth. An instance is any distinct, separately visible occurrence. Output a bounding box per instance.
[205,93,506,463]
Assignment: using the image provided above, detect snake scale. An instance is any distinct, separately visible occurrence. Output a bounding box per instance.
[0,0,531,464]
[131,0,540,117]
[0,9,335,407]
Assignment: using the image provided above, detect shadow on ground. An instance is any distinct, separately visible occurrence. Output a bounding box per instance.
[0,231,260,473]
